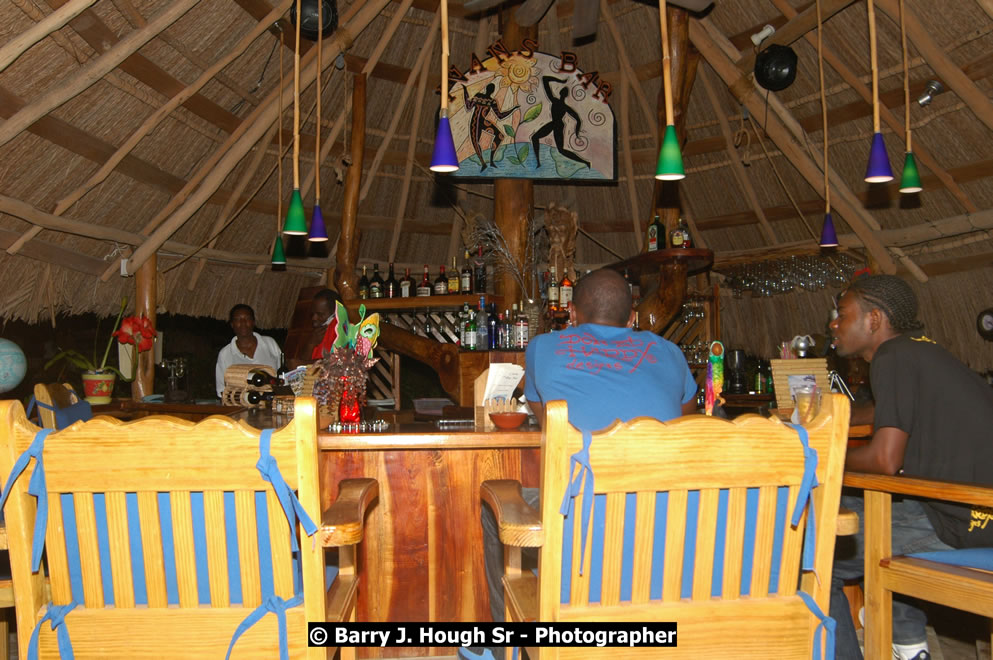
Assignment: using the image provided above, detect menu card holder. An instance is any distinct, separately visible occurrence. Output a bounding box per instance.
[473,365,525,430]
[769,358,830,413]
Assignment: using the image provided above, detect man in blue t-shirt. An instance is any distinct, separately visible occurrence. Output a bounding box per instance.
[467,270,697,660]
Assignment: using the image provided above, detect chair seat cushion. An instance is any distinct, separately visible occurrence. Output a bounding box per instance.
[908,548,993,572]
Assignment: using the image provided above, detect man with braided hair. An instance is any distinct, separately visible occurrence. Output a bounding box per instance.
[827,274,993,660]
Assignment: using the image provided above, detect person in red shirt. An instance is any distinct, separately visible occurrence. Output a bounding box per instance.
[288,289,342,367]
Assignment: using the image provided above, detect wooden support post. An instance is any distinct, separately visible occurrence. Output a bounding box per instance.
[493,9,536,306]
[335,73,366,300]
[131,255,156,401]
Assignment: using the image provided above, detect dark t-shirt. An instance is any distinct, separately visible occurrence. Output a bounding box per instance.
[871,333,993,547]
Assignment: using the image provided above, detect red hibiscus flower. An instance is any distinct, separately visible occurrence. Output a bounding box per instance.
[114,315,157,352]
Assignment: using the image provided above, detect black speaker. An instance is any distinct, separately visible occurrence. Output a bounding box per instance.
[290,0,338,41]
[754,44,798,92]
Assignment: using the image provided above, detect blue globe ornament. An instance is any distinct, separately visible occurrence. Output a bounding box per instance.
[0,338,27,394]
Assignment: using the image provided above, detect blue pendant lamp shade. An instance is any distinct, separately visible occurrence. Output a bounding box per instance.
[819,212,839,248]
[283,189,308,234]
[900,151,922,193]
[271,235,287,265]
[864,131,894,183]
[308,204,328,241]
[655,124,685,180]
[430,109,459,173]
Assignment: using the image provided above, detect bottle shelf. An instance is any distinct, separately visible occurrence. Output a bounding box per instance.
[345,294,502,312]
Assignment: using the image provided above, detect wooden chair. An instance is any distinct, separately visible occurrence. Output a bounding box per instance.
[0,396,377,659]
[32,382,88,430]
[844,472,993,659]
[483,394,850,659]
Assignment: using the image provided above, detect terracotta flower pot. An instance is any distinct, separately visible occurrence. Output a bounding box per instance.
[81,371,116,404]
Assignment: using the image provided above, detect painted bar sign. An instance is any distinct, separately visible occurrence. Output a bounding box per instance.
[445,40,616,180]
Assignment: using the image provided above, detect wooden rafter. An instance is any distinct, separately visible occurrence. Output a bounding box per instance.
[119,0,392,279]
[699,69,778,244]
[0,0,99,72]
[691,17,898,275]
[599,0,658,144]
[618,70,641,243]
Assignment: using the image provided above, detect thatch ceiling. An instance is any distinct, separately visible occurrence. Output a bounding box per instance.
[1,0,992,366]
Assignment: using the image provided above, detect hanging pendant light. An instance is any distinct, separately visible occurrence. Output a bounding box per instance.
[815,0,838,247]
[864,0,893,183]
[309,0,329,241]
[271,235,287,265]
[655,0,684,180]
[284,0,309,234]
[897,0,921,194]
[429,0,459,173]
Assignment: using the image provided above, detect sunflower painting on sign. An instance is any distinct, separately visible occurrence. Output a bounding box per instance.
[446,40,615,180]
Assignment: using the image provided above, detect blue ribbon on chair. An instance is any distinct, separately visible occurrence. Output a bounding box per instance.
[225,593,303,660]
[797,590,836,660]
[0,428,53,571]
[558,429,595,575]
[27,601,77,660]
[255,428,317,553]
[787,423,819,572]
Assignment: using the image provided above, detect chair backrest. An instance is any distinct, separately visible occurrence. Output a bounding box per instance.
[0,397,325,660]
[537,394,850,658]
[32,383,89,430]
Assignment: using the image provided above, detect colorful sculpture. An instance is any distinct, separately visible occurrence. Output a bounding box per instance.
[705,340,725,416]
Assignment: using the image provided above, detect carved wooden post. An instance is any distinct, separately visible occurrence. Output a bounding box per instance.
[492,10,536,306]
[131,254,156,401]
[334,73,366,300]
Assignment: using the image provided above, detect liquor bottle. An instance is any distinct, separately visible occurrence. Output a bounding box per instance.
[464,309,477,351]
[500,310,511,349]
[487,303,499,350]
[416,265,432,297]
[547,266,560,311]
[247,371,277,387]
[384,263,399,298]
[369,264,384,298]
[514,301,529,348]
[559,270,574,308]
[647,215,663,252]
[475,296,488,350]
[400,267,414,298]
[632,311,640,331]
[460,250,473,294]
[434,266,449,295]
[448,257,460,293]
[670,217,692,248]
[357,265,370,299]
[459,303,471,346]
[245,390,274,405]
[473,246,487,294]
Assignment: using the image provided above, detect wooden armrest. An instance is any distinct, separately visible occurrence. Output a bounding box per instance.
[320,478,379,547]
[481,479,543,548]
[844,472,993,508]
[836,506,859,536]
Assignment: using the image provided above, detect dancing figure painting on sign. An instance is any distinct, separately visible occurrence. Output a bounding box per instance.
[531,76,590,170]
[463,83,519,172]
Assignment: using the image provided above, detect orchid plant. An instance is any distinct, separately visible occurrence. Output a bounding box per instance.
[45,298,157,382]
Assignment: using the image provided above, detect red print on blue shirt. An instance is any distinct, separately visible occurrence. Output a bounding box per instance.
[555,332,658,375]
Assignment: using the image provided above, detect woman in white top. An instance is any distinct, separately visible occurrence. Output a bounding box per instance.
[215,304,283,396]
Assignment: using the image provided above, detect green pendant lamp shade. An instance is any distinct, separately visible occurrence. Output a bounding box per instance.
[271,235,286,265]
[655,124,685,181]
[819,212,839,248]
[308,204,328,241]
[282,189,308,234]
[899,151,922,193]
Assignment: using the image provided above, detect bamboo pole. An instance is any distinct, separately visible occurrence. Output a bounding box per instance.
[868,0,882,134]
[817,0,830,216]
[0,0,99,72]
[0,0,202,149]
[767,0,977,213]
[292,0,302,191]
[699,70,778,244]
[117,0,392,279]
[360,11,441,202]
[389,37,434,262]
[691,18,898,275]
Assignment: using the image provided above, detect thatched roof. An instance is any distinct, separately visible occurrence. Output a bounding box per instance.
[2,0,992,366]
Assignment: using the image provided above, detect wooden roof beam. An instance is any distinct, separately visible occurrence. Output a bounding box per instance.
[0,228,105,277]
[0,0,98,73]
[691,17,898,275]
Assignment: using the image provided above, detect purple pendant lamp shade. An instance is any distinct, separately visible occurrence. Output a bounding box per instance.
[864,132,894,183]
[308,204,328,241]
[819,212,839,248]
[430,110,459,173]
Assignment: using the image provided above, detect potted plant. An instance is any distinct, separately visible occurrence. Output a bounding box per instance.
[45,299,158,403]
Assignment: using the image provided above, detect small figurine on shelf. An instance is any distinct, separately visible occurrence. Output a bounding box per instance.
[311,301,380,428]
[705,340,725,416]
